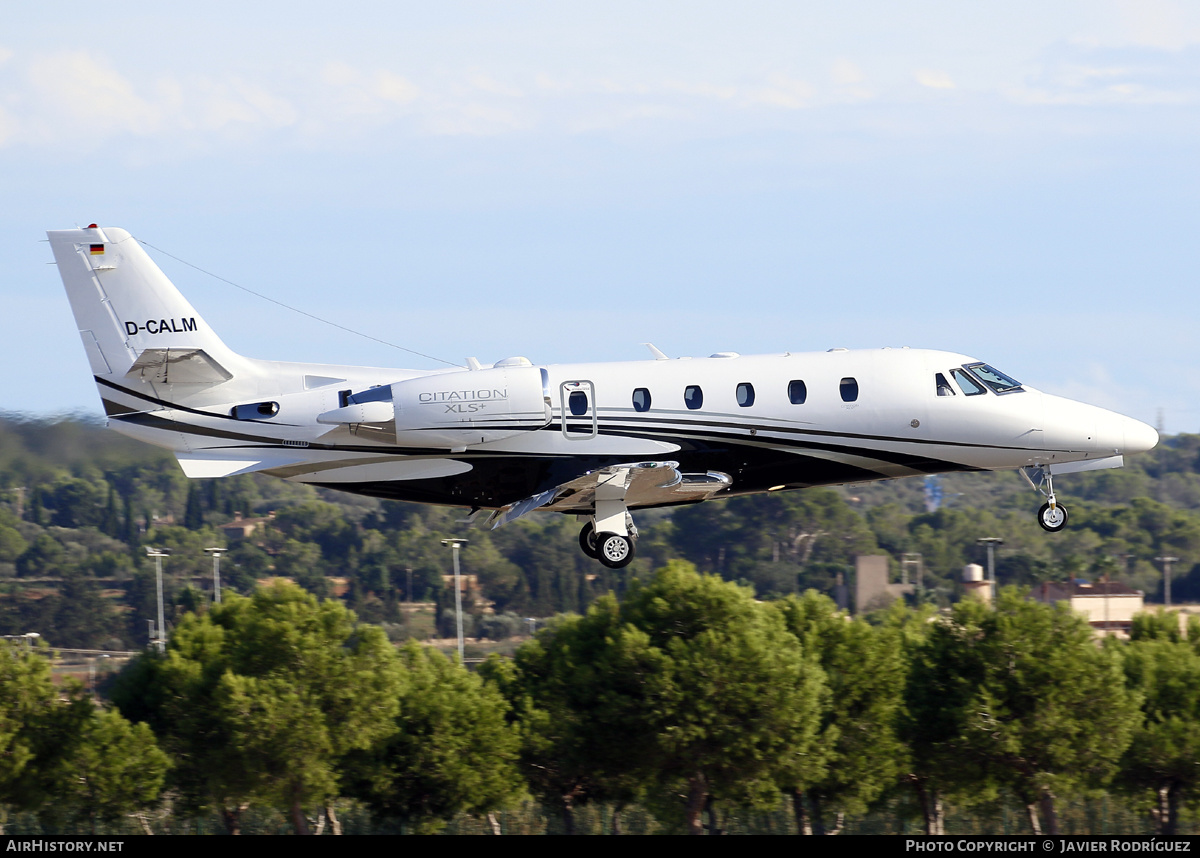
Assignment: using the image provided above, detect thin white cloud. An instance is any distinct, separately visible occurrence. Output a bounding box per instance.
[228,80,297,127]
[1009,84,1191,106]
[189,76,299,132]
[27,51,162,137]
[7,21,1200,155]
[1113,0,1200,51]
[831,58,865,86]
[376,71,420,105]
[665,81,738,101]
[533,74,570,93]
[315,63,419,120]
[829,59,874,102]
[915,69,955,90]
[466,73,522,98]
[422,102,526,136]
[0,105,15,146]
[1012,45,1200,106]
[747,74,815,109]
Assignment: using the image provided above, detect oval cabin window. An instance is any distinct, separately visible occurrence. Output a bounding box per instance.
[736,382,755,407]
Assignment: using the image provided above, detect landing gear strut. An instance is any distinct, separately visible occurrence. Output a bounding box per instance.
[580,467,639,568]
[1023,466,1069,533]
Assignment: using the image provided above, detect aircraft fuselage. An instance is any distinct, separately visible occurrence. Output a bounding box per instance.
[48,226,1158,566]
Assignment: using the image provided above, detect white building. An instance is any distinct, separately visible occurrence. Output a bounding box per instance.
[1031,581,1144,637]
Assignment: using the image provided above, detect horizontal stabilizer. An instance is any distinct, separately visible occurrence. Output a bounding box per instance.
[175,452,307,479]
[127,348,233,385]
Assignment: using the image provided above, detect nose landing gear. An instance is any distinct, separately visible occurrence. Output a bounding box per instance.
[1023,465,1069,533]
[1038,501,1068,532]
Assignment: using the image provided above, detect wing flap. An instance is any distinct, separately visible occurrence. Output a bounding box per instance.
[488,461,733,528]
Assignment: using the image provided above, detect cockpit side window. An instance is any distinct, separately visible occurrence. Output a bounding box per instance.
[935,373,955,397]
[967,363,1024,394]
[951,368,987,396]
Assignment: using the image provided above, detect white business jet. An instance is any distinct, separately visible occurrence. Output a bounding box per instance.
[48,225,1159,569]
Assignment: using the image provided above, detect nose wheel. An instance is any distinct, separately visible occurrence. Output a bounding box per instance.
[1023,466,1069,533]
[1038,502,1068,532]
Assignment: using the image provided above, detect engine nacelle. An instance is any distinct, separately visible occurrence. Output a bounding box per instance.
[390,364,550,447]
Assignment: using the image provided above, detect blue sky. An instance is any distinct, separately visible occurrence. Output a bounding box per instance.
[3,1,1199,430]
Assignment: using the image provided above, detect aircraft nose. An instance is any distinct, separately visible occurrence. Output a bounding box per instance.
[1123,416,1159,455]
[1045,395,1158,456]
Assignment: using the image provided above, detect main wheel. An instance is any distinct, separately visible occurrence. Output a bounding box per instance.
[579,522,599,559]
[596,532,635,568]
[1038,502,1068,532]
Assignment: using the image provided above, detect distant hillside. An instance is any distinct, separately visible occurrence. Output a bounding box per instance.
[0,414,1194,651]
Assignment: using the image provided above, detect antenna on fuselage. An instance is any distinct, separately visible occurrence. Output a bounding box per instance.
[134,237,461,368]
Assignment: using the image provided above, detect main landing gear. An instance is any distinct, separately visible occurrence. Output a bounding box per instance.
[578,467,640,568]
[579,518,638,568]
[1022,465,1069,533]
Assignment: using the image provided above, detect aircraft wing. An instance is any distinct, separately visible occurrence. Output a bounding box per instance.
[488,461,732,528]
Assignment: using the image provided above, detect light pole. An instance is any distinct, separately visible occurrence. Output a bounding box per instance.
[89,654,109,699]
[1156,555,1180,607]
[901,552,923,589]
[146,547,170,652]
[977,538,1003,601]
[441,539,468,663]
[205,547,228,604]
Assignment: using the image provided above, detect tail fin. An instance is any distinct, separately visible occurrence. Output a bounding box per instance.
[47,226,242,389]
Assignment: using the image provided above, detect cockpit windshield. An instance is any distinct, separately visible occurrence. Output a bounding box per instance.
[950,369,986,396]
[965,363,1024,394]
